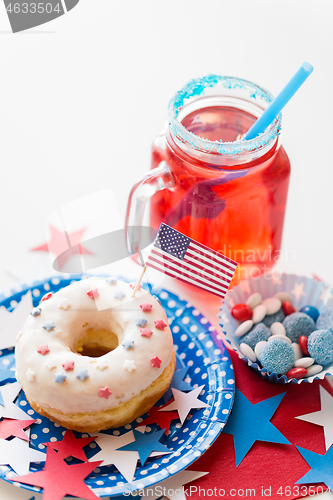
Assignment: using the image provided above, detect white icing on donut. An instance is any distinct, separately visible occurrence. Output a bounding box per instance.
[15,278,174,414]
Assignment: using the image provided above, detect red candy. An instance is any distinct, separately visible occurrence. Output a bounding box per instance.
[41,292,53,302]
[299,335,310,356]
[287,367,307,380]
[282,301,295,316]
[231,304,253,322]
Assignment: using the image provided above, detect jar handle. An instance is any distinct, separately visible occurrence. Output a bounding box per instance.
[125,161,175,255]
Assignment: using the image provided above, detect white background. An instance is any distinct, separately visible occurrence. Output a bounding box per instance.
[0,1,332,499]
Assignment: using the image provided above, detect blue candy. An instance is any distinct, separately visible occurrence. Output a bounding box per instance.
[300,305,320,323]
[316,305,333,331]
[262,308,286,328]
[241,323,271,350]
[283,312,316,343]
[259,338,295,374]
[308,329,333,366]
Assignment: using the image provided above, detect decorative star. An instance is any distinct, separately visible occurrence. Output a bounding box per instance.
[291,282,306,302]
[87,288,99,299]
[296,386,333,451]
[140,303,153,312]
[30,307,42,317]
[160,386,209,425]
[98,386,112,399]
[31,224,92,270]
[154,320,167,330]
[43,430,96,461]
[320,286,333,306]
[41,292,53,302]
[42,321,56,332]
[76,369,89,381]
[58,299,71,310]
[121,339,135,349]
[151,356,162,368]
[0,435,46,475]
[138,401,179,434]
[140,328,153,338]
[124,360,137,372]
[0,418,36,441]
[37,344,50,355]
[0,368,16,384]
[296,445,333,490]
[0,383,33,420]
[96,361,108,371]
[12,446,102,500]
[54,373,66,384]
[135,317,148,327]
[138,470,209,500]
[26,369,35,382]
[163,367,194,403]
[106,277,117,285]
[62,361,75,371]
[0,291,33,350]
[117,428,170,466]
[114,290,126,300]
[130,283,141,290]
[224,388,290,466]
[44,359,56,370]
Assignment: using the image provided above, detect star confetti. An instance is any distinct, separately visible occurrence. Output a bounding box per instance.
[42,321,56,332]
[41,292,53,302]
[37,345,50,355]
[54,373,66,384]
[121,339,135,349]
[87,288,99,299]
[76,369,89,381]
[62,361,75,371]
[154,320,167,330]
[0,418,36,441]
[135,317,147,327]
[0,291,33,350]
[114,290,125,300]
[30,307,41,317]
[163,367,194,403]
[138,401,179,434]
[58,299,71,310]
[0,435,46,475]
[151,356,162,368]
[0,383,33,420]
[13,445,102,500]
[98,386,112,399]
[44,430,96,461]
[160,386,209,425]
[140,328,153,338]
[140,303,153,312]
[106,277,117,285]
[224,388,290,466]
[296,445,333,490]
[117,428,171,466]
[124,360,137,372]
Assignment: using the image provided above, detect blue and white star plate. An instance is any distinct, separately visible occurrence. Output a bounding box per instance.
[0,275,235,497]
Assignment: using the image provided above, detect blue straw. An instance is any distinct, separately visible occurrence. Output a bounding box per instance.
[243,62,313,141]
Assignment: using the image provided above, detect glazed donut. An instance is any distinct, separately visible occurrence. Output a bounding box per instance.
[15,277,176,432]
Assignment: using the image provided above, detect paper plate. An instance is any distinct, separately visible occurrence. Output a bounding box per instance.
[0,274,235,497]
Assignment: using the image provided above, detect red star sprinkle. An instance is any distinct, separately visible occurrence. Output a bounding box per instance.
[43,430,96,461]
[62,360,75,371]
[12,446,102,500]
[140,328,153,338]
[37,344,50,355]
[87,288,99,299]
[154,320,168,330]
[140,303,153,312]
[137,402,179,434]
[151,356,162,368]
[130,283,141,290]
[0,418,37,441]
[98,386,112,399]
[41,292,53,302]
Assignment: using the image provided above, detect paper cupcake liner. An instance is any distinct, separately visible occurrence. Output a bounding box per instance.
[219,273,333,384]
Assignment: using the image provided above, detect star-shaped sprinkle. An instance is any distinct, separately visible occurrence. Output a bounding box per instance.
[87,288,99,299]
[140,303,153,312]
[319,286,333,306]
[163,367,194,403]
[0,418,36,441]
[140,328,153,338]
[54,373,66,384]
[135,317,148,327]
[160,385,209,425]
[121,339,135,349]
[26,368,35,382]
[0,383,33,420]
[151,356,162,368]
[62,360,75,371]
[30,307,41,317]
[124,360,137,372]
[296,445,333,490]
[99,386,112,399]
[43,429,96,461]
[138,401,179,434]
[114,290,126,300]
[224,388,290,466]
[58,299,71,310]
[41,292,53,302]
[291,282,306,302]
[76,369,89,381]
[106,277,117,285]
[12,446,102,500]
[37,344,50,355]
[42,321,56,332]
[154,319,168,330]
[0,435,46,475]
[0,291,33,350]
[117,428,170,466]
[96,361,108,371]
[130,283,141,290]
[44,359,56,370]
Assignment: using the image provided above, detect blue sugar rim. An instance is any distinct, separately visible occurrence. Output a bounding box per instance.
[168,74,282,156]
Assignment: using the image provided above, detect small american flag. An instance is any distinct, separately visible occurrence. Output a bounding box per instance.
[146,223,237,298]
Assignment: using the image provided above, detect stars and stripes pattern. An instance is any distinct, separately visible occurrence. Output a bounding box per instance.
[146,223,237,298]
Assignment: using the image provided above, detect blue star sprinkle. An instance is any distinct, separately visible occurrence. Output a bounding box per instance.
[121,339,135,349]
[42,321,56,332]
[296,445,333,490]
[30,307,41,317]
[54,373,67,384]
[76,369,89,381]
[224,388,290,466]
[113,290,125,300]
[163,367,194,403]
[117,428,170,465]
[0,369,16,384]
[135,317,148,327]
[106,277,117,285]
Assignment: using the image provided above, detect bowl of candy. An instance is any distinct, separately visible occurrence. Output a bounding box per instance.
[219,273,333,384]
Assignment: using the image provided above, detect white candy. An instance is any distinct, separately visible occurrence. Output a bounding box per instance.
[235,320,253,338]
[306,364,323,377]
[270,322,286,336]
[239,343,257,363]
[252,304,267,324]
[275,291,294,304]
[255,340,267,359]
[262,297,282,315]
[268,334,292,344]
[246,292,262,309]
[294,357,314,368]
[292,342,303,361]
